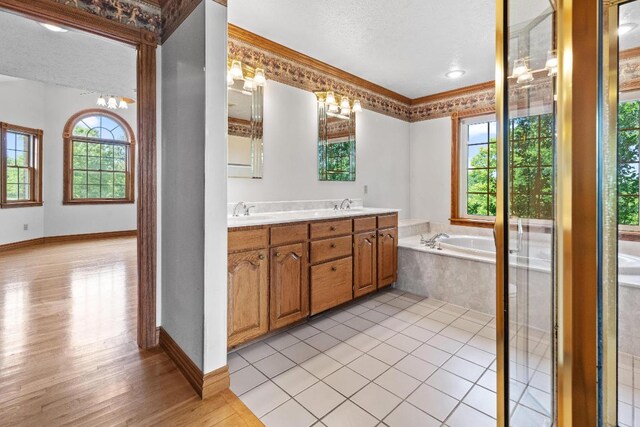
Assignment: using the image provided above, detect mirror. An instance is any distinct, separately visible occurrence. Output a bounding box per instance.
[227,64,264,179]
[316,92,358,181]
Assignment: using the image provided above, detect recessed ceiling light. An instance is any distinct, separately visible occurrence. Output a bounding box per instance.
[39,23,68,33]
[445,70,466,79]
[619,23,637,36]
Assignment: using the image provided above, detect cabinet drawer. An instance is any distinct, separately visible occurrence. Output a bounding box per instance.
[354,216,377,233]
[310,257,353,315]
[377,213,398,229]
[310,219,352,240]
[228,228,268,252]
[271,223,308,246]
[310,236,352,264]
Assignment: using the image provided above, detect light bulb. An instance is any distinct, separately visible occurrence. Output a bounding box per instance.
[118,98,128,109]
[97,95,107,107]
[352,100,362,112]
[326,91,336,105]
[512,58,528,77]
[107,96,118,109]
[231,60,244,79]
[254,68,266,86]
[243,78,254,92]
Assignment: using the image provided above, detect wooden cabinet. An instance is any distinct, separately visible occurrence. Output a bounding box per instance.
[377,227,398,288]
[310,236,352,264]
[227,249,269,347]
[354,231,377,298]
[270,243,308,330]
[310,257,353,315]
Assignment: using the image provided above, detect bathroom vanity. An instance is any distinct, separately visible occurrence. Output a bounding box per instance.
[227,210,398,348]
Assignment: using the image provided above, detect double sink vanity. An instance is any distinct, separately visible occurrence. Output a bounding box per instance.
[227,206,399,348]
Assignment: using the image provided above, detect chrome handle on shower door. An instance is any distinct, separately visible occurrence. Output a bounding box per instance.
[509,217,523,254]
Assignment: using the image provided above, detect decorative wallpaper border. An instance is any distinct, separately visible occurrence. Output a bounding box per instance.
[53,0,161,36]
[228,38,412,122]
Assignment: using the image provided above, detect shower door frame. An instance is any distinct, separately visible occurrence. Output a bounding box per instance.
[495,0,609,425]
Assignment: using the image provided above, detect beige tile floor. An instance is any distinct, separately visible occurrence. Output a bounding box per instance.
[229,288,557,426]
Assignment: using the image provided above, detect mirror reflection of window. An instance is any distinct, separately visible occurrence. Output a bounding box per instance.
[316,92,357,181]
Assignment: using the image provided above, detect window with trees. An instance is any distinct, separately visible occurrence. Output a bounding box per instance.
[618,100,640,226]
[0,123,43,208]
[63,110,135,204]
[452,112,553,225]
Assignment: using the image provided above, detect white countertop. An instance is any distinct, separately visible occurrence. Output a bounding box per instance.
[228,207,400,228]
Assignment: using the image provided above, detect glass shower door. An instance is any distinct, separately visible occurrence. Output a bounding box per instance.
[497,1,556,425]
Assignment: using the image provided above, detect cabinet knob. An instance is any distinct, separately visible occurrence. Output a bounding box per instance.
[331,266,337,271]
[259,254,265,260]
[275,252,281,257]
[371,234,376,239]
[379,233,384,237]
[330,243,336,248]
[330,226,336,231]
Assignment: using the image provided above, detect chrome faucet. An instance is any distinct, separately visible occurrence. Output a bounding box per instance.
[244,205,255,216]
[232,202,246,217]
[421,233,450,248]
[339,198,353,210]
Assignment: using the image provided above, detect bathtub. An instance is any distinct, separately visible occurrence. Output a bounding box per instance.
[396,232,640,355]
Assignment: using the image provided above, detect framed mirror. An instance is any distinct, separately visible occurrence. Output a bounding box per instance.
[316,91,360,181]
[227,60,264,178]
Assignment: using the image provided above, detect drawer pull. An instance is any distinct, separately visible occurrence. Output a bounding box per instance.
[275,252,281,257]
[371,234,376,239]
[331,266,337,271]
[379,233,384,237]
[330,243,336,248]
[330,226,336,231]
[259,254,265,260]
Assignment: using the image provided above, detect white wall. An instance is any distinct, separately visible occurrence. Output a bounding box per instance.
[0,79,137,245]
[227,81,412,218]
[409,117,451,224]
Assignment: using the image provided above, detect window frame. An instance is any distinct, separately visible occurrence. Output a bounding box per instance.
[63,109,135,205]
[0,122,43,208]
[450,109,496,228]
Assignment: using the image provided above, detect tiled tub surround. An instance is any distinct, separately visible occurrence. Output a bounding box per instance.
[229,288,555,427]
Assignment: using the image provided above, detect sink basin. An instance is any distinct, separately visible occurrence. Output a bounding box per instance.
[228,214,277,221]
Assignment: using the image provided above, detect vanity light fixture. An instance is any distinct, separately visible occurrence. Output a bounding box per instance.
[254,68,266,86]
[512,58,528,77]
[40,23,68,33]
[325,91,337,105]
[619,23,637,36]
[118,98,129,109]
[353,100,362,113]
[243,78,254,92]
[231,60,244,80]
[445,69,466,79]
[97,95,133,110]
[227,72,235,86]
[96,95,107,107]
[315,91,362,118]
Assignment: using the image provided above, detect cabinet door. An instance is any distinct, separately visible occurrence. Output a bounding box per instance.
[228,249,269,348]
[270,243,308,330]
[377,227,398,288]
[354,232,377,298]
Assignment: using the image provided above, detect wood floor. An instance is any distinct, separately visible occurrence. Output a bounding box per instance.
[0,237,261,426]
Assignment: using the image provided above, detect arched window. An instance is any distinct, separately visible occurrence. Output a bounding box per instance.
[63,110,135,204]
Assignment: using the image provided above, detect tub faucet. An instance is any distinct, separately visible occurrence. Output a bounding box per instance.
[339,198,353,210]
[421,233,450,248]
[232,201,246,217]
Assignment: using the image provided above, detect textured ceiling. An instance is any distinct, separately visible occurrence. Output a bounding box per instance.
[228,0,559,99]
[0,10,136,98]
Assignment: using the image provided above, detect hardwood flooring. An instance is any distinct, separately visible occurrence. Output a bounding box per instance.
[0,237,261,426]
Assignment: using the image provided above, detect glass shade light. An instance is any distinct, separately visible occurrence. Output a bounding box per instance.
[231,60,244,79]
[325,91,336,105]
[512,58,528,77]
[328,103,339,112]
[107,96,118,109]
[353,100,362,112]
[227,71,234,86]
[96,95,107,107]
[516,71,534,84]
[118,98,128,109]
[254,68,266,86]
[340,107,350,116]
[243,78,254,92]
[340,96,350,110]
